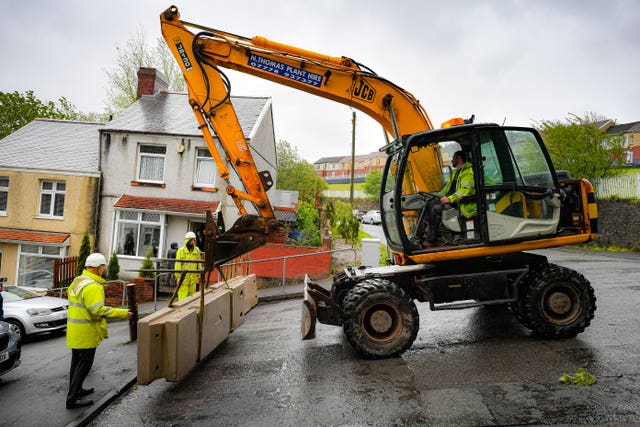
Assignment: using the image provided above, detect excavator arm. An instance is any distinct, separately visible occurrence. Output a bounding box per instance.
[160,5,443,236]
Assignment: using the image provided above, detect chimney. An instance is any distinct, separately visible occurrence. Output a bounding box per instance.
[136,67,169,99]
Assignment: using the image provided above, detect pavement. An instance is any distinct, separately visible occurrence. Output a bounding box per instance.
[65,278,326,427]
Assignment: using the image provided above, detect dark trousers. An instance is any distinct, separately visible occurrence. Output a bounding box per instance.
[427,200,446,242]
[67,348,96,402]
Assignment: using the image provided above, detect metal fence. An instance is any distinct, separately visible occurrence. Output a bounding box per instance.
[208,247,358,294]
[592,173,640,199]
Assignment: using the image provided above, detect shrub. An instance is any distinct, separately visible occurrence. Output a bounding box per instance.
[106,252,120,281]
[76,230,92,276]
[139,247,155,278]
[294,202,321,246]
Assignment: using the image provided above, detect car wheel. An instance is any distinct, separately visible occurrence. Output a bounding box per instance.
[5,319,26,338]
[342,278,419,359]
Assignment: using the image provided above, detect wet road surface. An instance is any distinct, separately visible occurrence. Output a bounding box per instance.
[91,248,640,426]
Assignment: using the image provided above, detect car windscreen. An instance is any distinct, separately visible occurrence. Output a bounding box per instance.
[2,286,41,301]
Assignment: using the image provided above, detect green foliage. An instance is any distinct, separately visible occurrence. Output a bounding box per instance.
[0,90,97,139]
[326,200,352,227]
[363,170,383,201]
[325,201,336,226]
[337,214,360,245]
[139,247,156,278]
[276,140,327,204]
[106,252,120,281]
[559,368,597,386]
[104,29,185,114]
[535,113,624,181]
[293,202,321,246]
[76,231,92,276]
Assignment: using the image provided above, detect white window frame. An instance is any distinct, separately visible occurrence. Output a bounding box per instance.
[0,176,8,215]
[194,147,217,188]
[16,244,66,288]
[39,180,66,218]
[136,144,167,183]
[113,209,165,258]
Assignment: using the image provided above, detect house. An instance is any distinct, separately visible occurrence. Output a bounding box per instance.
[0,119,103,287]
[606,121,640,165]
[314,151,387,184]
[97,68,277,278]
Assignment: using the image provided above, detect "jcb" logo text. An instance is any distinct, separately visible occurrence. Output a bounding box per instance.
[352,79,376,103]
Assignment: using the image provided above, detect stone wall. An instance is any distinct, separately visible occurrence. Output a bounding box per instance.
[595,200,640,250]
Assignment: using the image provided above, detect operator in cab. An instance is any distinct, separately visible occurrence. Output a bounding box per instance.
[424,150,476,245]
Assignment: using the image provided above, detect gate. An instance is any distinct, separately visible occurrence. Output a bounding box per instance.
[53,256,77,288]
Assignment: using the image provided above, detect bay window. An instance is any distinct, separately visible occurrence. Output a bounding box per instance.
[115,210,163,257]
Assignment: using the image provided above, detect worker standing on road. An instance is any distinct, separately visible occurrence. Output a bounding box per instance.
[66,253,131,410]
[174,231,202,301]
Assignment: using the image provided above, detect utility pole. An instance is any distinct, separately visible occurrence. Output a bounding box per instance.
[349,111,356,205]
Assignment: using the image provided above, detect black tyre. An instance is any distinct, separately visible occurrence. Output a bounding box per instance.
[6,318,26,338]
[522,264,596,338]
[342,278,419,359]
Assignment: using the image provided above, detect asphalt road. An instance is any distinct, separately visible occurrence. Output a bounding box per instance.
[360,222,387,246]
[0,320,135,427]
[87,248,640,426]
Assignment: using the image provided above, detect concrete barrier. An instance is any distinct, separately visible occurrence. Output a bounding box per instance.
[137,274,258,385]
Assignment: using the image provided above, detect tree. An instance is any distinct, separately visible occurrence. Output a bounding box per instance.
[0,90,97,139]
[106,252,120,281]
[536,113,624,181]
[76,231,92,276]
[363,170,383,201]
[276,140,327,204]
[104,29,185,114]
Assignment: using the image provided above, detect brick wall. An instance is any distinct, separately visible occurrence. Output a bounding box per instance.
[103,279,155,307]
[245,238,332,282]
[595,200,640,250]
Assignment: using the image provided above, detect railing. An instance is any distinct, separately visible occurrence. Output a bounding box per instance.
[212,247,358,294]
[592,173,640,199]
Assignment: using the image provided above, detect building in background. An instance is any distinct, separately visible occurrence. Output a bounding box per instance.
[0,119,102,288]
[604,120,640,165]
[97,68,277,278]
[314,151,387,184]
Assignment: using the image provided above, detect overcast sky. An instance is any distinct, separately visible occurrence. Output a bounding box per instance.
[2,0,638,162]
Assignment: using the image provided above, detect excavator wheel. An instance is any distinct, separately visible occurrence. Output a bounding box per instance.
[522,264,596,338]
[342,278,419,359]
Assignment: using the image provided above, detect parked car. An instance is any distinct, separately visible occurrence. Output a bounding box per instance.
[352,209,366,221]
[361,210,381,225]
[1,286,68,337]
[0,320,22,376]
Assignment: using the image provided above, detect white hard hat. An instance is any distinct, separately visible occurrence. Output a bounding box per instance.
[185,231,196,240]
[85,253,107,267]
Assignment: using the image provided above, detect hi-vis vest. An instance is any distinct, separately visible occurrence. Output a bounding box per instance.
[438,161,477,219]
[66,270,128,349]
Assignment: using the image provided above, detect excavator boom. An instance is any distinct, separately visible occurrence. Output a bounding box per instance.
[160,5,444,229]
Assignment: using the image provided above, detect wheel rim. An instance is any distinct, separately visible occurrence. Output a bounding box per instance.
[541,284,581,325]
[360,302,403,343]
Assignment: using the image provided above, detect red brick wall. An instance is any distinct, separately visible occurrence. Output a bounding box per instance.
[103,279,155,307]
[245,238,331,280]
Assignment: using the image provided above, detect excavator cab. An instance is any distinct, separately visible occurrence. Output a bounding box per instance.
[382,123,564,260]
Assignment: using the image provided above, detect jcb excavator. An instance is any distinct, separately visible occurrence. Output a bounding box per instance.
[160,6,597,359]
